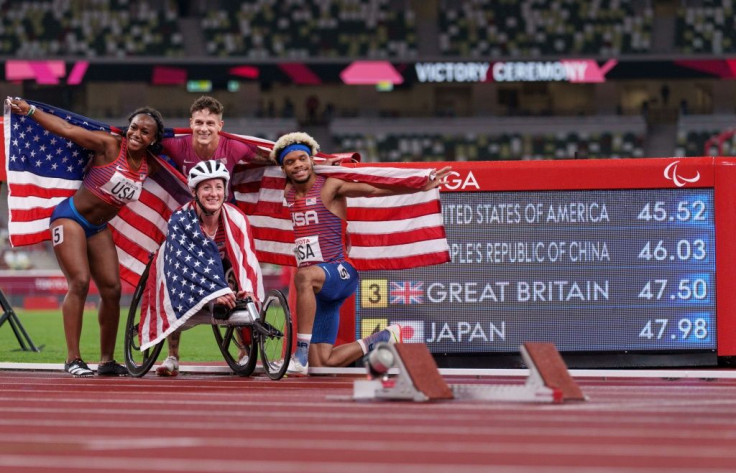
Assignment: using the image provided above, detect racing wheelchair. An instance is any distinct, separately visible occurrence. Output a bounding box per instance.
[123,258,292,380]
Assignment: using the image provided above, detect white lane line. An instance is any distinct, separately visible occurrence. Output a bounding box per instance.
[0,455,645,473]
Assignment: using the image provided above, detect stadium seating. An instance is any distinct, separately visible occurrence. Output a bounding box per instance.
[675,114,736,157]
[9,0,726,60]
[0,0,184,57]
[6,0,734,59]
[201,0,417,58]
[331,116,646,161]
[438,0,654,57]
[675,0,735,54]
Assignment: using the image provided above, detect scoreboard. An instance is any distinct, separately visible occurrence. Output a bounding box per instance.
[350,157,736,366]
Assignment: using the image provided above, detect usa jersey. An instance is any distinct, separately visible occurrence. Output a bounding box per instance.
[82,138,148,208]
[285,175,345,267]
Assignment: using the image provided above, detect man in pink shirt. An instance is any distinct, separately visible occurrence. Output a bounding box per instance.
[162,96,263,176]
[156,96,265,376]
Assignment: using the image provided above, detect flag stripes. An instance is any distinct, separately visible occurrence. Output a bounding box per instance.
[231,162,450,270]
[4,100,191,288]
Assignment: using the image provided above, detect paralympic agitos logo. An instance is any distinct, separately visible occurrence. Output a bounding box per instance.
[664,161,701,187]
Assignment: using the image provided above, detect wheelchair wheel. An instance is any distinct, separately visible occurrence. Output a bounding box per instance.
[258,289,292,380]
[213,324,257,376]
[212,259,258,376]
[212,258,258,376]
[124,259,164,377]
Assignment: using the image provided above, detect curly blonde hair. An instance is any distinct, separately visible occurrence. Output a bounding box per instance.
[270,132,320,164]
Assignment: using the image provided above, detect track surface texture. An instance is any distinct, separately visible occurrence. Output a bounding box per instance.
[1,370,736,472]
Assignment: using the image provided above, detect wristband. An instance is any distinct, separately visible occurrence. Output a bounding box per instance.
[26,105,36,117]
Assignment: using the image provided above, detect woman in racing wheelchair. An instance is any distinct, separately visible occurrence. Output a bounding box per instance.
[136,160,264,363]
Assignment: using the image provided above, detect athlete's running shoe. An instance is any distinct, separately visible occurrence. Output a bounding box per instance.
[285,356,309,376]
[386,324,404,344]
[155,356,179,377]
[64,358,93,378]
[97,360,129,376]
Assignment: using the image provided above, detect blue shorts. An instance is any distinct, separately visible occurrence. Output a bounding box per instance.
[311,261,359,344]
[50,197,107,238]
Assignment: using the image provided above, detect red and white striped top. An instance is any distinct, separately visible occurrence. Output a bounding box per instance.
[82,138,149,208]
[285,175,346,267]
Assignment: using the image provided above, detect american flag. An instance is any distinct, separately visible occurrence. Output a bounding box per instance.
[138,201,263,350]
[3,100,191,288]
[4,101,449,284]
[232,163,450,270]
[139,130,449,271]
[390,281,424,304]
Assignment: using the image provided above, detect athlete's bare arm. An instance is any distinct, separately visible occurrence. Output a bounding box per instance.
[321,166,451,216]
[332,166,450,197]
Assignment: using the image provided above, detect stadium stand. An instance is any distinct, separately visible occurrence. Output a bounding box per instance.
[675,114,736,157]
[675,0,735,55]
[438,0,654,57]
[9,0,731,60]
[201,0,417,58]
[331,116,646,161]
[0,0,184,57]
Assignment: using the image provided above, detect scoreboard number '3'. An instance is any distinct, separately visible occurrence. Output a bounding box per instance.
[361,279,387,308]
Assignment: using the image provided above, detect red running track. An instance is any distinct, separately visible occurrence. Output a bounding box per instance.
[1,370,736,472]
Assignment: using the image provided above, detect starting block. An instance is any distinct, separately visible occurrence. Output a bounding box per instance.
[354,343,453,402]
[353,342,585,403]
[452,342,586,403]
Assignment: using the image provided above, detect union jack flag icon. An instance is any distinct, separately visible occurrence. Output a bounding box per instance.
[390,281,424,304]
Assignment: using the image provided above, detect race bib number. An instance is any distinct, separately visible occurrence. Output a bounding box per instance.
[51,226,63,246]
[99,171,143,204]
[294,235,323,265]
[337,263,350,280]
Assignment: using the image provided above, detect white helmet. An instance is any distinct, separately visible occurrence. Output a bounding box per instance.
[188,160,230,195]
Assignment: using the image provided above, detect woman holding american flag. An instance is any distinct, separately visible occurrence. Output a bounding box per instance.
[6,97,164,378]
[136,160,264,355]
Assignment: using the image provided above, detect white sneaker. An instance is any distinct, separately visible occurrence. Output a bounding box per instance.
[285,356,309,376]
[386,324,404,344]
[156,356,179,377]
